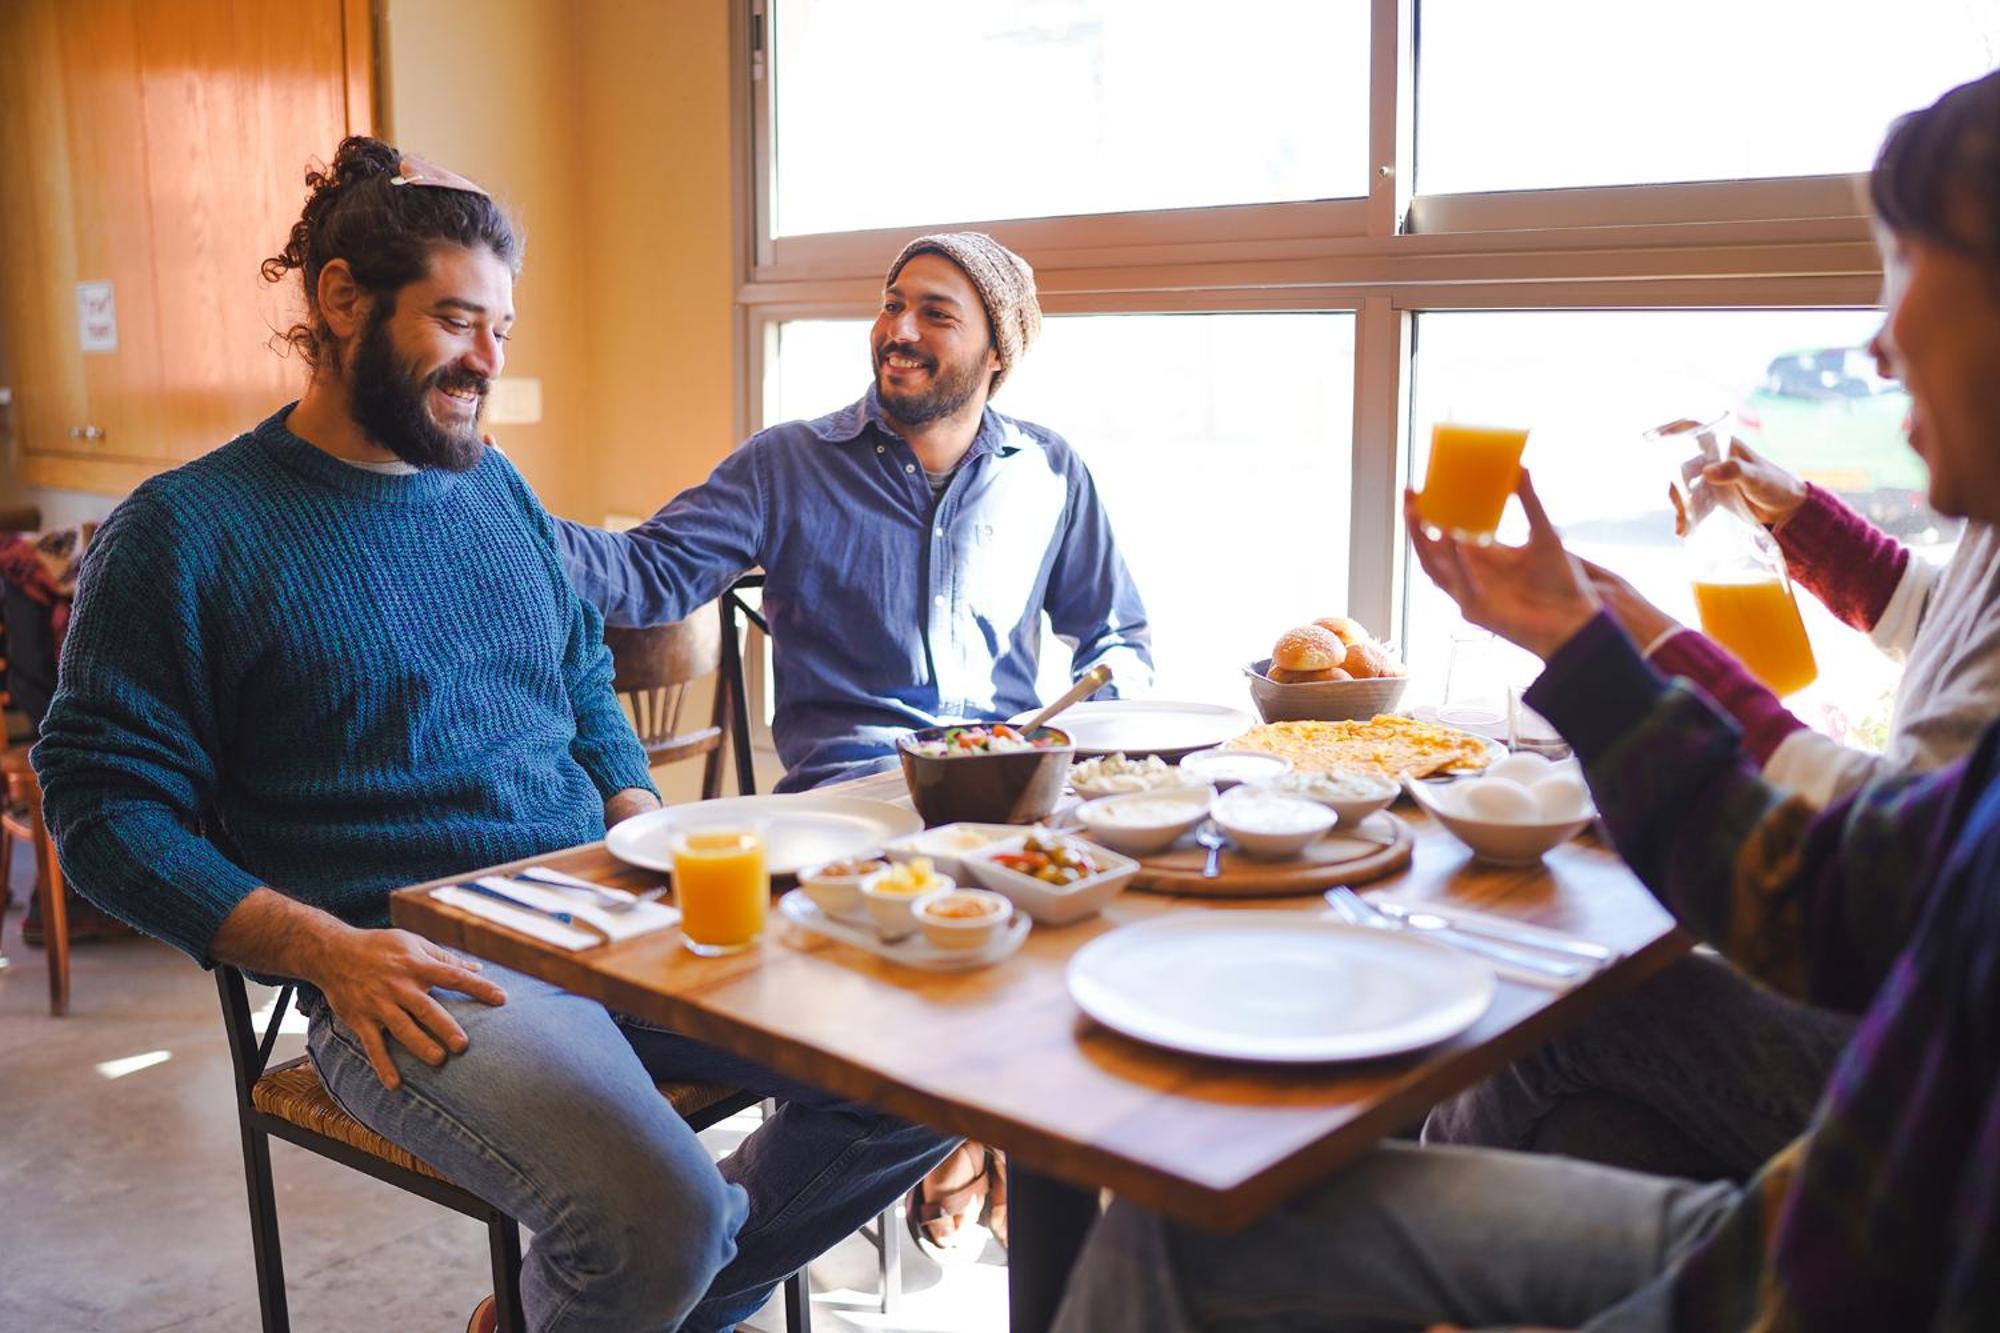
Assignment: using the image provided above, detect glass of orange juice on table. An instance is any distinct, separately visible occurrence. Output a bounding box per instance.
[1416,423,1532,540]
[670,828,768,956]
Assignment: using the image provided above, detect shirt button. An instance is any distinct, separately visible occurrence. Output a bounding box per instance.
[904,463,916,474]
[934,594,947,607]
[934,526,944,538]
[875,444,885,454]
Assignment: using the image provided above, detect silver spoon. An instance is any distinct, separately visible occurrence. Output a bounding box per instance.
[1020,663,1113,735]
[1194,820,1228,879]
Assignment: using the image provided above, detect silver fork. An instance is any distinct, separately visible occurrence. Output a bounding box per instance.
[1325,886,1583,980]
[1194,820,1227,879]
[516,865,669,915]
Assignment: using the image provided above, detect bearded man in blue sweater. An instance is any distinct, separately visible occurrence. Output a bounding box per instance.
[32,137,951,1333]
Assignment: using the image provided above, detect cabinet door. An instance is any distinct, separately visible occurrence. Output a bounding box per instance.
[56,0,169,466]
[1,0,369,494]
[0,0,89,467]
[136,0,354,461]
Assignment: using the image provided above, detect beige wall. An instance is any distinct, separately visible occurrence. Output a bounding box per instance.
[384,0,738,526]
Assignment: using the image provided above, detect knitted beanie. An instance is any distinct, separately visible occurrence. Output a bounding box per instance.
[884,232,1042,393]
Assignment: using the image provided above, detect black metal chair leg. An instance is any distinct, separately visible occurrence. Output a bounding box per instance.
[783,1267,813,1332]
[237,1124,291,1333]
[487,1214,527,1333]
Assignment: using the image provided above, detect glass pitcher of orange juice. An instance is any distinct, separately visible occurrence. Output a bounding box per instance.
[670,828,768,956]
[1652,417,1818,697]
[1416,423,1531,541]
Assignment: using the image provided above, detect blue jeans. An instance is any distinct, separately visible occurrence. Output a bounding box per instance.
[1423,952,1852,1181]
[1052,1142,1739,1332]
[303,963,955,1332]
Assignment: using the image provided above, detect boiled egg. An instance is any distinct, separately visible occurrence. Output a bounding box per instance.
[1460,778,1538,822]
[1530,774,1592,822]
[1486,752,1554,786]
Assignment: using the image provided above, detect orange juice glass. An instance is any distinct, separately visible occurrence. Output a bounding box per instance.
[1691,577,1819,697]
[1417,423,1531,540]
[671,829,768,956]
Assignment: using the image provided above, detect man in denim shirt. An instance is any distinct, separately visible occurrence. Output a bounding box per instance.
[558,232,1153,792]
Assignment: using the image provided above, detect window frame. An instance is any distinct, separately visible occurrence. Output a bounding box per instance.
[730,0,1888,733]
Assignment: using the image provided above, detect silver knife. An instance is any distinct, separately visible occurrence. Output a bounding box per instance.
[460,879,611,944]
[1369,899,1615,963]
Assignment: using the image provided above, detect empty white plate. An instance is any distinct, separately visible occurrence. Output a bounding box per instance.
[1066,912,1495,1063]
[607,794,922,878]
[1012,700,1257,760]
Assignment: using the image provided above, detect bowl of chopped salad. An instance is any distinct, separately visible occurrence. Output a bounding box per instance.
[897,723,1076,827]
[965,831,1139,925]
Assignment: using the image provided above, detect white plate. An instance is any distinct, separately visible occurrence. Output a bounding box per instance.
[777,890,1029,971]
[1011,700,1257,760]
[1066,912,1495,1063]
[607,795,923,877]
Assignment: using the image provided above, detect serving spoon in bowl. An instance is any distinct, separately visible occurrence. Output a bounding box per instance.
[1020,663,1113,735]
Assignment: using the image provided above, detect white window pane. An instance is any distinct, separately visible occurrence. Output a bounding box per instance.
[772,1,1371,237]
[1417,1,2000,195]
[1405,310,1958,750]
[774,314,1356,705]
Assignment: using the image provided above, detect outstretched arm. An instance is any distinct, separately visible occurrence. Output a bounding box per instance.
[557,441,768,629]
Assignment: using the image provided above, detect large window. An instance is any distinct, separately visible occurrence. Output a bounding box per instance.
[1417,1,2000,195]
[772,314,1356,702]
[770,0,1371,236]
[742,0,1994,742]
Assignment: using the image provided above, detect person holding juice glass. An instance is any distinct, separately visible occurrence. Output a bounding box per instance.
[671,828,769,955]
[1427,416,2000,1182]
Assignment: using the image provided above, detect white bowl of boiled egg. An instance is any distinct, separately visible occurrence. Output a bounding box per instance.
[1404,751,1595,866]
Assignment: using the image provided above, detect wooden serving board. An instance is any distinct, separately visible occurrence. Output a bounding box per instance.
[1129,811,1413,898]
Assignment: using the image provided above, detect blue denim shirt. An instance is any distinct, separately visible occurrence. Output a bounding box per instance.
[557,390,1153,791]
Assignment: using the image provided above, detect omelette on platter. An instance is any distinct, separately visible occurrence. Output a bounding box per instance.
[1230,717,1496,780]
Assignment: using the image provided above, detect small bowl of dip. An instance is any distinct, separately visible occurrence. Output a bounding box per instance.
[1074,784,1217,856]
[1257,770,1399,828]
[1177,748,1293,791]
[912,887,1013,951]
[1211,786,1336,861]
[798,857,889,922]
[861,858,953,941]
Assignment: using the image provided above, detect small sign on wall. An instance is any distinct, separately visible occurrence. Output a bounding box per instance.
[76,280,117,353]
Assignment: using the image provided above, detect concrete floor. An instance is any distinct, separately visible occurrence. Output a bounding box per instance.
[0,870,1008,1333]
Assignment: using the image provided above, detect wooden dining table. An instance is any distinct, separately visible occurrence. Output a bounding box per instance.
[390,767,1689,1332]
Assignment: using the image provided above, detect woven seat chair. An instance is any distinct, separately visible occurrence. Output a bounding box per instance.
[219,966,813,1332]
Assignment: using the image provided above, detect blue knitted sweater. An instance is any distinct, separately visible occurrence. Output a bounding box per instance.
[32,407,656,964]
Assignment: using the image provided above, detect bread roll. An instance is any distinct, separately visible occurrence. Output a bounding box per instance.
[1271,624,1346,674]
[1269,666,1337,684]
[1342,640,1403,680]
[1313,615,1370,647]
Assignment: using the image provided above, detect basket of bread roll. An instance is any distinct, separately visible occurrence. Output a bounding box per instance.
[1245,616,1409,723]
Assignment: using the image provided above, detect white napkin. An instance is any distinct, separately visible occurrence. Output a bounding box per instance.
[431,876,680,952]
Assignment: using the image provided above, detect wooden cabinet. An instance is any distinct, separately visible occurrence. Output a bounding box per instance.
[0,0,372,495]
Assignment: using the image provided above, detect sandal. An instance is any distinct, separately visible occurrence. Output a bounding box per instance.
[906,1141,995,1263]
[982,1146,1008,1252]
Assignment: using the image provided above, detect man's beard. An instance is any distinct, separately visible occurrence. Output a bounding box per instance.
[348,309,488,472]
[874,341,987,429]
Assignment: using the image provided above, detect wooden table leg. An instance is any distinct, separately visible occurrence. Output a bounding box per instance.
[1006,1160,1098,1333]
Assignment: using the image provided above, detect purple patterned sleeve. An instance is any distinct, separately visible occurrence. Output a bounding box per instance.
[1773,483,1909,631]
[1648,629,1806,764]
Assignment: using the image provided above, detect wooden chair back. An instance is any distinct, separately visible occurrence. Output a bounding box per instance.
[602,608,730,799]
